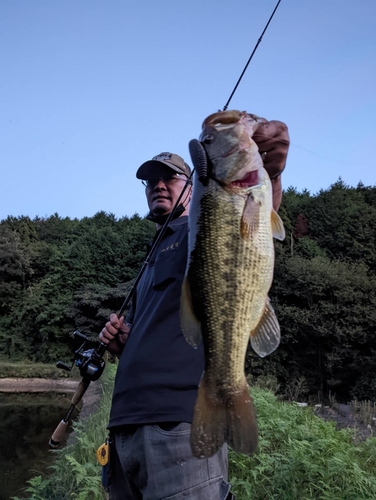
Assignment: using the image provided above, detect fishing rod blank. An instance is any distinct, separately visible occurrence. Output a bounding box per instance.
[223,0,282,111]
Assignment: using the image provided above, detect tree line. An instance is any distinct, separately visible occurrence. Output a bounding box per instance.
[1,179,376,401]
[0,211,155,362]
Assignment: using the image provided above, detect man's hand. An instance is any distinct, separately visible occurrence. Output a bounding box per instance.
[99,313,130,356]
[253,118,290,211]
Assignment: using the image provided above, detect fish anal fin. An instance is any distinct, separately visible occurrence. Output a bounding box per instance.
[240,194,260,240]
[250,298,281,358]
[271,209,285,241]
[180,275,202,348]
[190,376,258,458]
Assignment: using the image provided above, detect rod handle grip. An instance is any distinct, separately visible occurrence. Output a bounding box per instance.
[49,419,69,448]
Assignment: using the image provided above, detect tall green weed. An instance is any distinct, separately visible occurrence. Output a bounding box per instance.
[229,388,376,499]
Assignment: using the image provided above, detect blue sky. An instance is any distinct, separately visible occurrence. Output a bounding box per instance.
[1,0,375,221]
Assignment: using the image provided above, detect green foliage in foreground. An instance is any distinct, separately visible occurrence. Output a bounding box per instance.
[15,369,376,500]
[229,388,376,499]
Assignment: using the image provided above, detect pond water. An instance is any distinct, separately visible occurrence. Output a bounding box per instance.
[0,392,76,500]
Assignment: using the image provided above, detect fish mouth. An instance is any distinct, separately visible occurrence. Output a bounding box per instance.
[203,110,243,128]
[231,170,259,188]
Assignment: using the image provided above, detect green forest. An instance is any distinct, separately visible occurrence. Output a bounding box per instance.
[1,179,376,402]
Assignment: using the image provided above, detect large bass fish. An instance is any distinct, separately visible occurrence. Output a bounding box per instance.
[180,110,285,458]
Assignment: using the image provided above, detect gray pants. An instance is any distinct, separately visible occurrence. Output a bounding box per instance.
[109,423,230,500]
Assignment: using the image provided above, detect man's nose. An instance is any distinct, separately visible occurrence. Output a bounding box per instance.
[153,178,167,189]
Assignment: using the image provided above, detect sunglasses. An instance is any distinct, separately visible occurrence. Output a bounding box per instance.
[141,173,188,188]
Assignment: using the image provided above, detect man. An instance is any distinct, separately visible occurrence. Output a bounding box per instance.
[99,118,289,499]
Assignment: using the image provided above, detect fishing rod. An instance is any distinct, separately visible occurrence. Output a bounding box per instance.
[49,1,283,449]
[223,0,282,111]
[190,0,284,186]
[49,172,194,448]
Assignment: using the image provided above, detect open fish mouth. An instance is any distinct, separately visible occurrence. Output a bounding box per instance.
[203,110,243,128]
[203,110,260,130]
[231,169,259,188]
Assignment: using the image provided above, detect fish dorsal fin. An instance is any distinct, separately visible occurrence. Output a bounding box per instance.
[240,194,260,240]
[250,298,281,358]
[180,275,202,348]
[271,209,285,241]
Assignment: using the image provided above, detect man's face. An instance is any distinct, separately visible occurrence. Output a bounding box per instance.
[144,171,189,216]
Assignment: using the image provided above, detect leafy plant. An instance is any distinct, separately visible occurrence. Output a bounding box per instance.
[229,389,376,499]
[281,376,309,402]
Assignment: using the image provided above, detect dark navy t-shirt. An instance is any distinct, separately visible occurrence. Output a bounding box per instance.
[108,216,204,428]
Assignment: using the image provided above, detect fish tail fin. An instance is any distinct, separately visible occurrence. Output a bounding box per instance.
[190,375,258,458]
[225,381,258,456]
[190,375,227,458]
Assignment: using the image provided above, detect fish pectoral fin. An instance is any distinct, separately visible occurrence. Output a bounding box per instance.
[240,194,260,240]
[250,298,281,357]
[180,275,202,348]
[271,209,285,241]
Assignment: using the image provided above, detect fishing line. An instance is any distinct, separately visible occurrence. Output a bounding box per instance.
[290,142,354,165]
[223,0,282,111]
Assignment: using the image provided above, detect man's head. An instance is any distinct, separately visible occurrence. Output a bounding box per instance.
[137,152,192,220]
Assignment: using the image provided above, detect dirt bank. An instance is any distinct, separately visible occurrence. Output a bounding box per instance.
[0,378,103,418]
[314,403,375,442]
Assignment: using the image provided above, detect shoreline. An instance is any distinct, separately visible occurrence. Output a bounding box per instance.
[0,377,103,418]
[0,377,81,393]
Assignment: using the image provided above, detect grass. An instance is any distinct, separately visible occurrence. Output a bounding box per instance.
[351,399,376,427]
[229,388,376,499]
[0,358,75,379]
[14,367,376,500]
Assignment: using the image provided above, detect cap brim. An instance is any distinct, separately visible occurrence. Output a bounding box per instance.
[136,160,182,179]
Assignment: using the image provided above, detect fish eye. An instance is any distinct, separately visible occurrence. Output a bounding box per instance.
[202,134,214,144]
